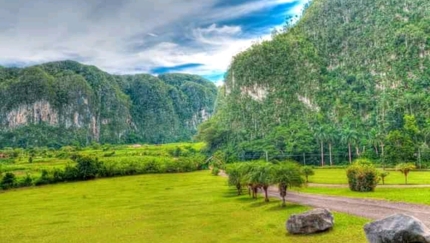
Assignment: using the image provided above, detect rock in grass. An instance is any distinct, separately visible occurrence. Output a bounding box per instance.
[364,214,430,243]
[286,208,334,234]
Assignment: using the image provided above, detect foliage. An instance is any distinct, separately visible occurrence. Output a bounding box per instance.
[198,0,430,166]
[301,166,315,183]
[211,167,220,176]
[273,163,304,206]
[0,172,16,189]
[0,61,217,148]
[346,162,380,192]
[395,163,417,184]
[379,171,390,185]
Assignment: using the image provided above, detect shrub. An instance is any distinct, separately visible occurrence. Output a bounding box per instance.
[346,161,379,192]
[76,156,101,180]
[63,163,79,181]
[1,172,16,189]
[18,173,33,187]
[35,169,52,186]
[211,167,220,176]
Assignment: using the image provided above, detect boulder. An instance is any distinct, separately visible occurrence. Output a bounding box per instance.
[364,214,430,243]
[286,208,334,234]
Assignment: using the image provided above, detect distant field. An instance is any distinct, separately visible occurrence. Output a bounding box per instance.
[310,168,430,185]
[0,142,205,178]
[0,172,369,243]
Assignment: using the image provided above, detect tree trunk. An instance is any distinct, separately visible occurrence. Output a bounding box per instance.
[374,144,379,156]
[321,141,324,167]
[236,184,242,195]
[348,143,352,164]
[263,186,269,202]
[329,143,333,166]
[279,184,287,207]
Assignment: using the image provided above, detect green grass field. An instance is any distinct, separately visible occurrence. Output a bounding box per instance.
[310,168,430,185]
[0,142,205,178]
[0,171,369,243]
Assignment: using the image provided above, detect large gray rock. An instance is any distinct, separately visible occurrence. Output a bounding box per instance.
[286,208,334,234]
[364,214,430,243]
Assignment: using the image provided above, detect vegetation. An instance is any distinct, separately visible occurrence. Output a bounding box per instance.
[0,61,217,148]
[346,161,380,192]
[301,166,315,183]
[379,171,390,185]
[395,163,417,184]
[198,0,430,168]
[0,171,370,243]
[0,143,206,190]
[225,161,304,204]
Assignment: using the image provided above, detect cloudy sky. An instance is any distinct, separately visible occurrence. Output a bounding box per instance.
[0,0,309,84]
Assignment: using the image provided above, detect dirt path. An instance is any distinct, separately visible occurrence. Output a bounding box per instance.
[307,183,430,188]
[267,188,430,225]
[220,171,430,224]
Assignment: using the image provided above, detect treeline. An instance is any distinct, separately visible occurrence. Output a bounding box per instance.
[197,0,430,167]
[0,154,206,190]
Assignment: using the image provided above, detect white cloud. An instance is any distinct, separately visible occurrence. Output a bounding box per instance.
[0,0,311,81]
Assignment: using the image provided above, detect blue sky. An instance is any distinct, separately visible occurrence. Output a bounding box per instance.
[0,0,309,85]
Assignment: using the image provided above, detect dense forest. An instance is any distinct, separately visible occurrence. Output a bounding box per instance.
[0,61,217,148]
[198,0,430,166]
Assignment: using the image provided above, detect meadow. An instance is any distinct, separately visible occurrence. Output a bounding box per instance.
[0,171,369,243]
[309,168,430,185]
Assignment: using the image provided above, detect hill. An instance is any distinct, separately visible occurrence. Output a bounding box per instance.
[0,61,217,147]
[198,0,430,164]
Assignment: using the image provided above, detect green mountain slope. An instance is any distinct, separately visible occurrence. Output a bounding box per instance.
[199,0,430,164]
[0,61,217,148]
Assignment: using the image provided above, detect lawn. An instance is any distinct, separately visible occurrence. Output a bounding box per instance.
[310,168,430,185]
[0,171,369,243]
[294,186,430,206]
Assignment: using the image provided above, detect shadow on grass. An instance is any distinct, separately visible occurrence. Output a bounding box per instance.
[266,203,304,212]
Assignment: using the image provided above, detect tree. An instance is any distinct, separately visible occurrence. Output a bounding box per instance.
[314,126,327,167]
[395,163,416,185]
[272,163,304,207]
[301,166,315,183]
[341,128,358,164]
[246,163,273,202]
[226,163,246,195]
[379,171,389,185]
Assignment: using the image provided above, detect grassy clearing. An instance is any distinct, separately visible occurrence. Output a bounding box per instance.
[294,186,430,205]
[0,171,369,243]
[310,168,430,185]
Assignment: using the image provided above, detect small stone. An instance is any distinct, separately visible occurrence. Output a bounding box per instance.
[364,214,430,243]
[286,208,334,234]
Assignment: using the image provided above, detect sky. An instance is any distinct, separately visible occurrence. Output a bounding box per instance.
[0,0,310,85]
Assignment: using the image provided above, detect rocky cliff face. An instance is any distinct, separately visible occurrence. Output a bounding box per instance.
[0,61,217,147]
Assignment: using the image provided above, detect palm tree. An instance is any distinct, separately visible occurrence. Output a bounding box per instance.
[395,163,416,185]
[314,126,327,167]
[341,128,358,164]
[272,163,304,207]
[246,163,273,202]
[226,163,245,195]
[325,125,338,166]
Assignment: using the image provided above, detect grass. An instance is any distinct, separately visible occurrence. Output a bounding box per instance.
[310,168,430,185]
[0,171,369,243]
[294,186,430,206]
[0,142,204,177]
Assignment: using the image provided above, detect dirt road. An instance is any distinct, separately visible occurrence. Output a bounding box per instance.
[267,188,430,225]
[307,183,430,188]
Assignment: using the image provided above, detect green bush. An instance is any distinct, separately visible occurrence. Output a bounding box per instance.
[18,173,33,187]
[1,172,17,189]
[76,156,101,180]
[211,167,220,176]
[346,160,379,192]
[35,169,52,186]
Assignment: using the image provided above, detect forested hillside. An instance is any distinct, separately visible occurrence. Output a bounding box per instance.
[0,61,217,148]
[198,0,430,166]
